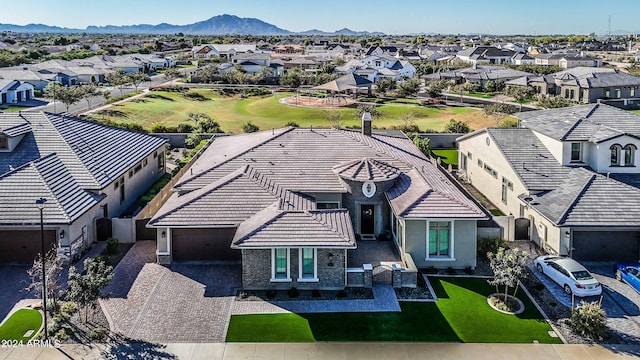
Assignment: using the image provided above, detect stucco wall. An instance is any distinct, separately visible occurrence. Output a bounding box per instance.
[241,248,346,290]
[404,219,477,269]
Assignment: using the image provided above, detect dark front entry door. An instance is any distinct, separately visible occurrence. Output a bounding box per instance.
[360,204,375,235]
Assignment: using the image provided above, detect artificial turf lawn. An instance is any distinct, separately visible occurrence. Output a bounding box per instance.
[226,277,563,343]
[0,309,42,342]
[92,90,492,133]
[431,149,459,167]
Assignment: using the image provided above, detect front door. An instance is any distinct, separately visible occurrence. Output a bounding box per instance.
[360,204,375,235]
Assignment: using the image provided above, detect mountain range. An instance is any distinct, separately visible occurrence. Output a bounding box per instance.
[0,14,384,36]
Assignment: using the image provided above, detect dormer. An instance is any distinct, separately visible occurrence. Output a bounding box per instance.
[0,116,32,152]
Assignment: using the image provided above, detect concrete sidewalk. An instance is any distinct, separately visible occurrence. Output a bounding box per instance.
[2,342,640,360]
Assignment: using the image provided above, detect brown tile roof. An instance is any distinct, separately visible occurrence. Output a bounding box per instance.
[232,205,356,248]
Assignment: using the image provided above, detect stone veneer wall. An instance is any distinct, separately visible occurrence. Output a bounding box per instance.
[241,248,346,290]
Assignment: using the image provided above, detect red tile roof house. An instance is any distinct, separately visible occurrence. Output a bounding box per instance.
[0,112,167,263]
[148,115,487,290]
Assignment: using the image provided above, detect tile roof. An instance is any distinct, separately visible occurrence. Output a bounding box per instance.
[332,157,401,182]
[165,127,485,222]
[483,128,572,190]
[0,112,167,189]
[0,153,102,225]
[232,205,356,248]
[523,168,640,227]
[149,165,314,227]
[0,116,31,137]
[517,103,640,143]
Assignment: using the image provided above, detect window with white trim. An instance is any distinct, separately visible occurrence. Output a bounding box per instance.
[271,248,290,281]
[611,144,621,166]
[298,248,317,281]
[570,143,582,162]
[623,144,636,166]
[428,222,451,258]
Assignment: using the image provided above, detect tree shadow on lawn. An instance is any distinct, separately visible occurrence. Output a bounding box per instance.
[146,93,174,101]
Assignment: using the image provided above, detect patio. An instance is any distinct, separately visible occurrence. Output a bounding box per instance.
[347,239,402,268]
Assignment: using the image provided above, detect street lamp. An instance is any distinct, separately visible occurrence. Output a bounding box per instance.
[35,197,48,341]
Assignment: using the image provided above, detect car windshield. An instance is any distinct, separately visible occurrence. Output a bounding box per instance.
[572,270,593,280]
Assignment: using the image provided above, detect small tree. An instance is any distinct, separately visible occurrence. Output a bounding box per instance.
[324,109,343,128]
[79,83,100,110]
[163,68,182,84]
[412,134,430,156]
[25,248,63,312]
[44,82,83,113]
[443,119,472,133]
[356,104,382,119]
[537,94,571,109]
[187,112,221,133]
[375,78,396,97]
[396,78,421,98]
[426,79,451,98]
[65,257,113,322]
[128,72,150,92]
[483,103,515,127]
[487,247,528,302]
[504,86,535,111]
[105,70,130,96]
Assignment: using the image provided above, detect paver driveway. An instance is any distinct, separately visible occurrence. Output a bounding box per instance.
[100,241,241,342]
[0,264,31,322]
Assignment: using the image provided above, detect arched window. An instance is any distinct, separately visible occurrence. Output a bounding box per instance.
[623,144,637,166]
[610,144,622,166]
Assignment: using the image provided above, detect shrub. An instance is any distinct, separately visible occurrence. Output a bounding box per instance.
[241,121,260,133]
[176,122,195,133]
[446,267,456,275]
[184,92,209,101]
[89,327,106,341]
[59,301,78,320]
[312,289,321,298]
[284,121,299,127]
[477,237,506,257]
[106,237,119,255]
[184,132,204,149]
[54,328,69,341]
[150,123,169,133]
[464,266,474,275]
[571,301,609,341]
[287,287,299,298]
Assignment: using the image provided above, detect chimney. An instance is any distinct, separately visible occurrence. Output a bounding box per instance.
[362,112,372,136]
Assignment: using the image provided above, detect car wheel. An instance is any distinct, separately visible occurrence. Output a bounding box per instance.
[536,263,543,273]
[564,284,572,295]
[615,269,622,282]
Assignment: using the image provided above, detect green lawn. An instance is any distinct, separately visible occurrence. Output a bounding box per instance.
[92,90,493,133]
[226,277,562,343]
[432,149,458,167]
[0,309,42,342]
[633,110,640,115]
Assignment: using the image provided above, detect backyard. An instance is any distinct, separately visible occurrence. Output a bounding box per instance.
[89,90,495,133]
[226,277,562,344]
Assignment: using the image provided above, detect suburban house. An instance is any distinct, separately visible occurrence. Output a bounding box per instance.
[148,117,487,290]
[455,46,517,65]
[0,80,35,106]
[511,53,535,65]
[0,112,167,263]
[191,44,258,60]
[423,65,532,87]
[338,55,416,82]
[505,67,640,104]
[534,52,601,68]
[457,104,640,261]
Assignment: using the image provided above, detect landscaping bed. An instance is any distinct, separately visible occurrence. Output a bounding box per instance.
[236,287,373,301]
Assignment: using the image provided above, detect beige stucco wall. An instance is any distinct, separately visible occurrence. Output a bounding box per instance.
[458,132,529,216]
[591,136,640,173]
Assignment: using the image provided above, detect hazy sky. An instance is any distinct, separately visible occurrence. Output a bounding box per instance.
[1,0,636,35]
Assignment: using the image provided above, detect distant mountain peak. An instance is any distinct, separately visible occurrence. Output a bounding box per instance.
[0,15,386,36]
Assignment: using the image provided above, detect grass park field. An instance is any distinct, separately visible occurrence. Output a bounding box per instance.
[90,89,495,134]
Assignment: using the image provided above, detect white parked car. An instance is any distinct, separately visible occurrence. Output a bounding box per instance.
[534,256,602,297]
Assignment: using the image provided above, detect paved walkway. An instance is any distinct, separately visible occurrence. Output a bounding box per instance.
[232,285,400,315]
[2,342,640,359]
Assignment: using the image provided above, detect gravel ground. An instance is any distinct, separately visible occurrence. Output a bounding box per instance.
[236,288,374,301]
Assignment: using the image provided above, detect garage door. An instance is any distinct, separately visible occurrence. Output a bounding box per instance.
[171,228,241,261]
[0,230,57,264]
[572,231,640,262]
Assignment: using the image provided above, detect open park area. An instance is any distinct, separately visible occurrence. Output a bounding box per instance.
[88,89,495,134]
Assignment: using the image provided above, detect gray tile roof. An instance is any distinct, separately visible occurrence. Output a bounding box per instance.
[517,103,640,143]
[459,128,573,191]
[231,205,356,248]
[149,165,314,227]
[332,157,401,182]
[523,168,640,227]
[0,116,31,137]
[0,112,167,189]
[0,153,102,225]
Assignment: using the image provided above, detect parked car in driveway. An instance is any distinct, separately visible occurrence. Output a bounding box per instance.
[615,263,640,294]
[534,256,602,297]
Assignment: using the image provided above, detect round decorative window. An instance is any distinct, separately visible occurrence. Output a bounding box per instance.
[362,181,376,198]
[486,137,491,146]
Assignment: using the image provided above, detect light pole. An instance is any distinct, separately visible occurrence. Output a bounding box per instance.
[35,197,48,341]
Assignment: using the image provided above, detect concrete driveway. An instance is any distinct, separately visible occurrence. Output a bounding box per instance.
[100,241,241,343]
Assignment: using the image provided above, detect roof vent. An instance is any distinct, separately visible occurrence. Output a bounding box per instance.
[523,196,533,202]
